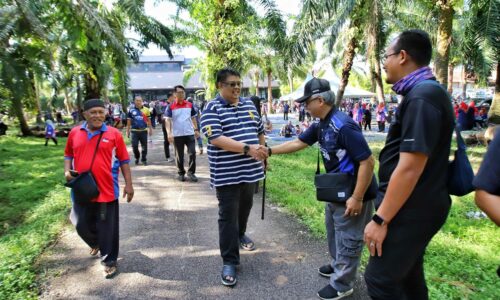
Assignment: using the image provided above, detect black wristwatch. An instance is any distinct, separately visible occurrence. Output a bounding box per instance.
[268,147,272,157]
[372,214,387,226]
[243,144,250,155]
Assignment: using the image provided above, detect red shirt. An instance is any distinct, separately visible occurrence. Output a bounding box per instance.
[64,123,130,203]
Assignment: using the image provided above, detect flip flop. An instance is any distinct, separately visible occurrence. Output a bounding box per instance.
[239,235,256,251]
[221,265,237,286]
[104,265,118,279]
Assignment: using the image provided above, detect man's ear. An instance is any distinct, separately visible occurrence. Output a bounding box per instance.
[399,50,409,65]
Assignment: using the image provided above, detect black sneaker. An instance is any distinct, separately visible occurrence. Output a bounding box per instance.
[318,264,334,277]
[187,173,198,182]
[142,161,148,166]
[135,159,139,165]
[317,284,353,300]
[178,174,185,182]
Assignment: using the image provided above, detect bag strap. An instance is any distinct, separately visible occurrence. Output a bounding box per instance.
[454,125,467,151]
[316,125,321,175]
[89,131,104,171]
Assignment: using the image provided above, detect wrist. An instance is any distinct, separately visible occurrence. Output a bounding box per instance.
[351,195,363,202]
[268,147,272,157]
[243,144,250,155]
[372,213,388,226]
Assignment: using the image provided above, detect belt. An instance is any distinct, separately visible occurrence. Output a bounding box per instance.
[131,128,148,132]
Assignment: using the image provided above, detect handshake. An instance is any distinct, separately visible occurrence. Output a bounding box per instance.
[246,144,270,161]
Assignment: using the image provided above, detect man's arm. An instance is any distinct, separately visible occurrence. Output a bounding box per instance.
[64,159,74,181]
[475,190,500,226]
[120,163,134,203]
[210,135,267,161]
[270,138,308,154]
[364,152,428,256]
[192,116,199,138]
[343,155,375,217]
[126,119,131,137]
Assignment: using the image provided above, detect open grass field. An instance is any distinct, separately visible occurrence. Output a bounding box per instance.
[266,141,499,299]
[0,136,70,299]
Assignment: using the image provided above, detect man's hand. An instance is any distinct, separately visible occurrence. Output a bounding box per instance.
[148,127,153,136]
[123,184,134,203]
[126,130,130,138]
[168,135,174,144]
[64,170,76,182]
[344,197,363,217]
[364,220,388,257]
[194,130,200,139]
[248,145,268,161]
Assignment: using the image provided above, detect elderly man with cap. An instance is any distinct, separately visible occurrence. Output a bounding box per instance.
[64,99,134,278]
[269,78,376,300]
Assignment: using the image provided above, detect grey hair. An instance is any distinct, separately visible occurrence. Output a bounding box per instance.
[314,90,336,106]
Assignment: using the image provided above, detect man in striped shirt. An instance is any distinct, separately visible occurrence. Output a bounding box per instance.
[200,67,268,287]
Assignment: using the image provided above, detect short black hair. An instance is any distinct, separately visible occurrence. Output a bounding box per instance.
[174,85,185,92]
[215,67,241,84]
[393,30,432,66]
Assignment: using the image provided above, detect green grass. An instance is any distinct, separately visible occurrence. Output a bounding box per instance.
[0,136,70,299]
[266,142,500,300]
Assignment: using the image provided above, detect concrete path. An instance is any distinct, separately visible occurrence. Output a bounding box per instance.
[40,122,370,300]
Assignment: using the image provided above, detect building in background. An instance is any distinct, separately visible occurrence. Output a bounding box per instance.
[127,55,280,104]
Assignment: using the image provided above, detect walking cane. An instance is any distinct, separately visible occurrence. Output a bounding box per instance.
[261,160,267,220]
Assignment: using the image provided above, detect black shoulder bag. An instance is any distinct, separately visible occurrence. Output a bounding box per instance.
[448,126,474,196]
[65,132,104,204]
[313,125,378,203]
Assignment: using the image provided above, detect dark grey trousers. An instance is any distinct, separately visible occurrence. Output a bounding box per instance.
[325,200,374,292]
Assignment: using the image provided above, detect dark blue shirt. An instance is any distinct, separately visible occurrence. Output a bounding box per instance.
[473,131,500,195]
[127,107,148,130]
[299,108,371,175]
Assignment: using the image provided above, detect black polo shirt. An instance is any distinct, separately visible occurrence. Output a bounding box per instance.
[377,79,454,218]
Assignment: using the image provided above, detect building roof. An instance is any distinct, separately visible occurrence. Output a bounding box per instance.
[128,71,280,91]
[138,55,185,63]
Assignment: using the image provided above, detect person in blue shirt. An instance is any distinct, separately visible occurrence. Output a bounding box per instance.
[269,78,376,300]
[126,96,152,165]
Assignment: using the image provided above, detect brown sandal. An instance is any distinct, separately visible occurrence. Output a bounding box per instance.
[104,265,117,279]
[89,247,99,256]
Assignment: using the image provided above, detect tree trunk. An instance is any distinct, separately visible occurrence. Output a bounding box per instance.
[11,94,32,136]
[447,63,454,94]
[435,0,454,88]
[488,62,500,124]
[367,0,384,103]
[84,73,100,100]
[28,70,42,115]
[254,71,260,96]
[63,88,73,113]
[267,69,273,113]
[336,36,358,106]
[287,67,293,93]
[462,66,467,99]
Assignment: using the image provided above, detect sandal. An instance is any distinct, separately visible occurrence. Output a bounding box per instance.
[239,235,256,251]
[221,265,237,286]
[90,247,99,256]
[104,265,118,279]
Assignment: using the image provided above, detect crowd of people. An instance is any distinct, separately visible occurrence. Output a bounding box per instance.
[60,29,499,300]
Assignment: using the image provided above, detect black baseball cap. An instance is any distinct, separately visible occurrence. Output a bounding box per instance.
[295,78,331,103]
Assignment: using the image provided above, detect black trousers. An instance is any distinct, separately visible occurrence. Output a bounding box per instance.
[378,121,385,132]
[364,210,449,300]
[161,121,170,159]
[283,112,289,120]
[364,117,372,131]
[131,130,148,162]
[215,182,255,265]
[71,200,119,267]
[173,135,196,175]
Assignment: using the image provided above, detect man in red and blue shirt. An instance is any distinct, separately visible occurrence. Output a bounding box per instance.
[64,99,134,278]
[165,85,199,182]
[126,96,152,165]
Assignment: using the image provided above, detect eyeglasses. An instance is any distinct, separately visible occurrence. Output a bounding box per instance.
[222,81,243,88]
[305,96,320,106]
[175,90,185,94]
[382,51,400,63]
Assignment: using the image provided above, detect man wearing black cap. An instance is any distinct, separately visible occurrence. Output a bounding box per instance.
[64,99,134,278]
[269,78,376,300]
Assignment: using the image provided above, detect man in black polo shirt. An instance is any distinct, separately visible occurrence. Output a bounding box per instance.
[363,30,454,299]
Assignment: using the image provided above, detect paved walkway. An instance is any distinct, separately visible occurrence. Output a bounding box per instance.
[40,123,370,300]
